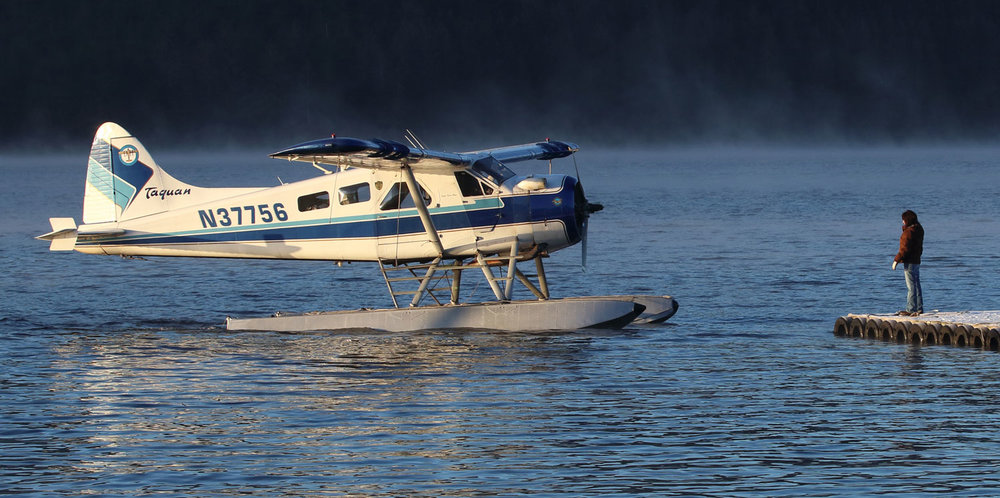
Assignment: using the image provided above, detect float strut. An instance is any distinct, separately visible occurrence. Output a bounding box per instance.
[409,257,441,307]
[503,239,518,300]
[534,254,549,299]
[476,253,506,301]
[515,268,546,300]
[450,264,462,305]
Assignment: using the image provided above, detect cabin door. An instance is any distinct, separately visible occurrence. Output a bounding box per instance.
[374,178,434,261]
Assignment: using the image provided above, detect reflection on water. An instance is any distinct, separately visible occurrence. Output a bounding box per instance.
[7,148,1000,494]
[15,328,640,494]
[6,325,1000,495]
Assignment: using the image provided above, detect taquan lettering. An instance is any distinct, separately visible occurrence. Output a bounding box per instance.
[145,187,192,200]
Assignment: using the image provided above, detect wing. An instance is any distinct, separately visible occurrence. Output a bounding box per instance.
[270,137,465,171]
[270,136,579,171]
[461,140,579,163]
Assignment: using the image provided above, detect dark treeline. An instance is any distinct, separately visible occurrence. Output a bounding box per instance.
[3,0,1000,149]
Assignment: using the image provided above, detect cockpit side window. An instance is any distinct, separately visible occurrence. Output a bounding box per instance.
[455,171,484,196]
[379,182,432,210]
[338,182,371,205]
[455,170,495,197]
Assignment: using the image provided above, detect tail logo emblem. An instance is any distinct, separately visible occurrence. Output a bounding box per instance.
[119,145,139,166]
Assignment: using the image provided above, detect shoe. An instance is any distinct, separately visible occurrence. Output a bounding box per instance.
[914,310,923,316]
[895,310,913,316]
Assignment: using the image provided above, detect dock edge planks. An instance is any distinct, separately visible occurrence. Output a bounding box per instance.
[833,312,1000,350]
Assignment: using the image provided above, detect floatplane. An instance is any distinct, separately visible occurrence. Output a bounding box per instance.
[38,122,677,331]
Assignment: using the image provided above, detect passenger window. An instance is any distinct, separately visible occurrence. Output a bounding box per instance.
[297,191,330,212]
[379,182,432,210]
[338,182,371,205]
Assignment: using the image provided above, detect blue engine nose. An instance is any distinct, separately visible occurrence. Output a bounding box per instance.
[565,176,588,245]
[522,175,599,249]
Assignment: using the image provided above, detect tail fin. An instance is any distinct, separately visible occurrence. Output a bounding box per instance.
[83,122,195,223]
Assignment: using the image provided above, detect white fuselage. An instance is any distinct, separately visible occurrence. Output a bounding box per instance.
[75,166,581,262]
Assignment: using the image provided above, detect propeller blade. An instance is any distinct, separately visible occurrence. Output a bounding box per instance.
[571,167,598,272]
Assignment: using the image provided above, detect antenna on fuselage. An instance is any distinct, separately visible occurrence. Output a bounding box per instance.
[404,129,427,149]
[546,138,552,174]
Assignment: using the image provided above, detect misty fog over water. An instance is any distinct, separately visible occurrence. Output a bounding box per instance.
[4,0,1000,150]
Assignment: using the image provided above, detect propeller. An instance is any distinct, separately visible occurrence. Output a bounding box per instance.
[574,181,603,269]
[569,155,603,269]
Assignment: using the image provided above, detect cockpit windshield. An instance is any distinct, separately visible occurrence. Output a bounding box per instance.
[470,156,515,187]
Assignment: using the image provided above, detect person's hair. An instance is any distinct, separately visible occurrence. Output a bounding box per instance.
[902,210,918,226]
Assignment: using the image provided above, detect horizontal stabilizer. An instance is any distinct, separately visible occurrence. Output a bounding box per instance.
[36,219,126,251]
[36,217,78,251]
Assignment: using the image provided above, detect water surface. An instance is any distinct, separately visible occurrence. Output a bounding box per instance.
[4,146,1000,495]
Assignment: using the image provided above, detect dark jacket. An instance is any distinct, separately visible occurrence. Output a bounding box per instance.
[894,222,924,264]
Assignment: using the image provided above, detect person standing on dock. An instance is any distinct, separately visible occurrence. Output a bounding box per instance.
[892,210,924,316]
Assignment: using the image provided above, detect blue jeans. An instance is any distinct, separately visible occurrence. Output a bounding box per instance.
[904,263,923,313]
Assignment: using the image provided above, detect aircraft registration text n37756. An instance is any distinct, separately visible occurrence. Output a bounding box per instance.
[198,204,288,228]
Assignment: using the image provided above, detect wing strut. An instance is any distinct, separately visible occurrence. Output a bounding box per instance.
[400,165,445,258]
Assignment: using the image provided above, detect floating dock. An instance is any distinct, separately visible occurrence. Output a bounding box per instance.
[833,311,1000,350]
